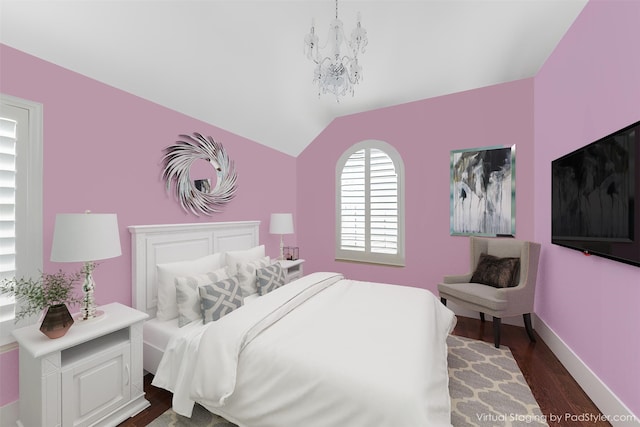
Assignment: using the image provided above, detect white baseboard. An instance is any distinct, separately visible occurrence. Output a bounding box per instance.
[0,400,18,427]
[534,314,639,426]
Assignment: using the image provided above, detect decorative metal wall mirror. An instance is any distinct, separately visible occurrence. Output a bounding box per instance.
[162,133,238,215]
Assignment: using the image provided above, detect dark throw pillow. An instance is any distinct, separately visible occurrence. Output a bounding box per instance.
[470,253,521,288]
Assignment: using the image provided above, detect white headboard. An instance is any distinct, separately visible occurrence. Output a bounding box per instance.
[129,221,260,318]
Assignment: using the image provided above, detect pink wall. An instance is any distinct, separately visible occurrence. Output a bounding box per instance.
[0,44,296,405]
[297,79,535,292]
[0,349,18,405]
[534,0,640,417]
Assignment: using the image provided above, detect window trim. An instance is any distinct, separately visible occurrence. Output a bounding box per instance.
[335,140,405,266]
[0,94,43,346]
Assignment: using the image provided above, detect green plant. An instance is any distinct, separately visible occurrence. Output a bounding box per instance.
[0,268,85,322]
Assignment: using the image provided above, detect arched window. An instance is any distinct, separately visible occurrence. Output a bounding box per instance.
[336,140,405,266]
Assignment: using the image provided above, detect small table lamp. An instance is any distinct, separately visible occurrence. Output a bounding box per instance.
[269,213,294,260]
[50,212,121,320]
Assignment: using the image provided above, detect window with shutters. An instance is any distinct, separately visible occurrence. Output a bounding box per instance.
[0,95,43,345]
[0,117,17,286]
[336,140,405,266]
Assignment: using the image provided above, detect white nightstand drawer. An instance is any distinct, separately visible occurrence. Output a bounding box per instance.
[61,343,131,427]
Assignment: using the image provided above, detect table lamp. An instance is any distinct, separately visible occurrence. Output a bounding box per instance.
[269,213,294,260]
[50,212,121,320]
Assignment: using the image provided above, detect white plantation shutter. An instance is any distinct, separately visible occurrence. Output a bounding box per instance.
[336,140,404,266]
[0,96,43,340]
[340,149,366,251]
[0,118,17,285]
[369,148,398,254]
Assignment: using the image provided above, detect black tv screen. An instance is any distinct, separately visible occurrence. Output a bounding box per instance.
[551,120,640,267]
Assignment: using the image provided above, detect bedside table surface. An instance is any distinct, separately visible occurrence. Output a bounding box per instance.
[278,259,305,268]
[12,302,148,358]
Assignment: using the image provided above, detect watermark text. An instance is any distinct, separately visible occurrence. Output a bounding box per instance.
[475,412,638,424]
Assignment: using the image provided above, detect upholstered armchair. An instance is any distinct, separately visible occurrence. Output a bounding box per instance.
[438,236,541,348]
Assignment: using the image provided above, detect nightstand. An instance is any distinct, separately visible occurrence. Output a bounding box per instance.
[12,302,149,427]
[278,259,305,283]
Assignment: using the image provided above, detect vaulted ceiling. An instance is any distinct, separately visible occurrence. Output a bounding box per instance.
[0,0,588,156]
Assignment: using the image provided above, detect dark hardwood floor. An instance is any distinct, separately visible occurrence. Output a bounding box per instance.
[118,316,610,426]
[118,374,172,427]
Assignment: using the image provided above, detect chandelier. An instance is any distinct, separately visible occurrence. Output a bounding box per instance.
[304,0,368,101]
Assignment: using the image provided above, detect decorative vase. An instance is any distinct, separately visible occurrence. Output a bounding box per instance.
[39,304,74,339]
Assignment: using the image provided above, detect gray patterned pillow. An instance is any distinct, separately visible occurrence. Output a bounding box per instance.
[256,263,286,296]
[235,256,271,297]
[199,275,244,324]
[175,267,229,327]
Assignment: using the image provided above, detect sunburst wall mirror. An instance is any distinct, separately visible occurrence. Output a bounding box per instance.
[161,133,238,216]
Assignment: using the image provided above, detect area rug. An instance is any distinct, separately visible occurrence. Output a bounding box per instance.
[148,335,547,427]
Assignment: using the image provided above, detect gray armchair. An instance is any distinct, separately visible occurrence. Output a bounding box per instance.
[438,236,541,348]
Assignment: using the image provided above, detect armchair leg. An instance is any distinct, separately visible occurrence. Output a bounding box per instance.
[493,317,501,348]
[523,313,536,342]
[480,312,485,322]
[440,297,447,305]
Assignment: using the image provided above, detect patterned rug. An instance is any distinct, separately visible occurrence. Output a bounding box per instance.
[148,335,547,427]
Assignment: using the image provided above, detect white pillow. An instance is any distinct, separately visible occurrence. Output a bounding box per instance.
[236,256,271,297]
[225,245,265,275]
[156,253,225,320]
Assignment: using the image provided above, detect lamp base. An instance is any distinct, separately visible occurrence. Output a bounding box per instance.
[279,235,285,261]
[80,262,101,321]
[76,309,105,321]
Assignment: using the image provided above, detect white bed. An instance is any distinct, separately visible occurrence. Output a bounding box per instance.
[130,221,456,427]
[130,220,261,374]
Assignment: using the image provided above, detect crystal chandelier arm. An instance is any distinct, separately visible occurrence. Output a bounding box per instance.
[342,56,362,85]
[329,19,347,59]
[305,19,337,62]
[304,21,319,60]
[350,14,368,54]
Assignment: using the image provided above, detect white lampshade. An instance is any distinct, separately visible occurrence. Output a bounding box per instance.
[51,213,122,262]
[269,213,294,235]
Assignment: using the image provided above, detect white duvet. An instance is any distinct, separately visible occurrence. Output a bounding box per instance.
[153,272,456,427]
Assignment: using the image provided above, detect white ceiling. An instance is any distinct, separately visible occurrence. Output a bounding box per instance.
[0,0,588,156]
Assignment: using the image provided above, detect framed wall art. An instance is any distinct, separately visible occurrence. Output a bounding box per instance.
[450,145,515,236]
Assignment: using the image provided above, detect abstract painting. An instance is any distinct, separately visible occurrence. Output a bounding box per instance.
[450,145,515,236]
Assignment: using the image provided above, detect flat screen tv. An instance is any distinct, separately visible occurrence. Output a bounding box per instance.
[551,120,640,267]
